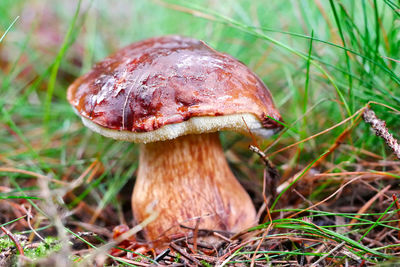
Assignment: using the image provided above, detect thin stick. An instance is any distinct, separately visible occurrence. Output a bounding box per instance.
[249,145,279,176]
[249,145,280,222]
[0,226,24,256]
[311,241,345,267]
[23,205,45,242]
[212,232,232,243]
[170,242,202,265]
[154,248,171,262]
[192,218,200,252]
[363,108,400,159]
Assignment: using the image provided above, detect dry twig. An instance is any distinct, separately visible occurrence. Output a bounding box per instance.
[363,108,400,159]
[170,242,202,265]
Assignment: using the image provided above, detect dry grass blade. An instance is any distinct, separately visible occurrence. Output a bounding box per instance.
[288,175,364,218]
[348,185,391,228]
[0,226,24,256]
[311,241,345,267]
[269,97,367,157]
[0,167,66,185]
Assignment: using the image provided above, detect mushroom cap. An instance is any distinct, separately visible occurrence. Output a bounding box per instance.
[67,35,283,143]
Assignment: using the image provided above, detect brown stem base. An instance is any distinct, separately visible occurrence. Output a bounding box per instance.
[132,133,256,244]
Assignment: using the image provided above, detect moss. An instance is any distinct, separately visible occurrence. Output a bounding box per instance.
[0,235,62,262]
[0,236,15,251]
[23,237,61,260]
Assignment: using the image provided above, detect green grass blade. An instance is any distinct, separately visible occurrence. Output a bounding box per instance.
[329,0,354,112]
[0,16,19,43]
[270,150,329,210]
[43,0,82,129]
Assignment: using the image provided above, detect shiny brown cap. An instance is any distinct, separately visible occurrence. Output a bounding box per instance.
[67,35,283,143]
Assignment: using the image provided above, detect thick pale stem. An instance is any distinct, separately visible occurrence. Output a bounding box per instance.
[132,133,256,243]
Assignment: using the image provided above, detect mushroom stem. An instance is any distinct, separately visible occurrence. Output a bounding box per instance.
[132,133,256,243]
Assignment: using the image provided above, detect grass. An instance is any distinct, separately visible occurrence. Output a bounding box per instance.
[0,0,399,265]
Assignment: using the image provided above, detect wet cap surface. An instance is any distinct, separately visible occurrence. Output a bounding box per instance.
[67,35,283,141]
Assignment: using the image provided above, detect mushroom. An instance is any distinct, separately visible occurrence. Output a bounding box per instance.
[67,35,283,245]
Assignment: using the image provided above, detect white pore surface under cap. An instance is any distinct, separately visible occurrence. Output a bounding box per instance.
[81,113,276,143]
